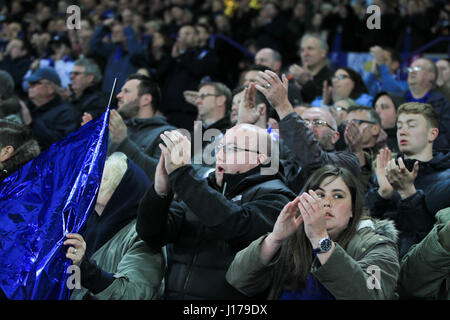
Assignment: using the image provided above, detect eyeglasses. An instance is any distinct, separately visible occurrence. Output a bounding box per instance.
[345,119,376,126]
[70,71,87,77]
[333,106,348,112]
[331,74,350,81]
[407,66,423,73]
[198,93,219,100]
[215,143,260,154]
[303,119,336,131]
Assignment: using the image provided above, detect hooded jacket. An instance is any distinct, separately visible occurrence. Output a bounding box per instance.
[226,218,400,300]
[365,151,450,258]
[0,139,40,182]
[109,116,176,182]
[399,207,450,300]
[136,164,295,300]
[70,159,164,300]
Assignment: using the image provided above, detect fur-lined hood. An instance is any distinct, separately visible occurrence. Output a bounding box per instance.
[357,218,399,243]
[0,139,40,181]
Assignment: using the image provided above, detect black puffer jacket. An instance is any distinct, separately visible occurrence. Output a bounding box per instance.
[365,151,450,258]
[137,165,295,300]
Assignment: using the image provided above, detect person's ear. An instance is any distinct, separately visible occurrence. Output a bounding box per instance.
[428,127,439,143]
[331,130,340,144]
[86,74,95,85]
[0,146,15,162]
[139,93,152,108]
[372,124,381,136]
[216,94,226,108]
[256,103,266,116]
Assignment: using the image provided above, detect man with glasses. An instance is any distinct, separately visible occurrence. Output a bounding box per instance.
[136,124,294,299]
[391,58,450,151]
[252,70,360,194]
[194,81,231,134]
[69,58,108,125]
[23,67,78,150]
[344,105,384,189]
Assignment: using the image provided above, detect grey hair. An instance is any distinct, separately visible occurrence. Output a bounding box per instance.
[300,33,329,53]
[74,58,102,85]
[100,152,128,196]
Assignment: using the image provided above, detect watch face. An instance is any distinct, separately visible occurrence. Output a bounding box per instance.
[319,238,332,252]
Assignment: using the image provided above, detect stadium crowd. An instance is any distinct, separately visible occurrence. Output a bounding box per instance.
[0,0,449,300]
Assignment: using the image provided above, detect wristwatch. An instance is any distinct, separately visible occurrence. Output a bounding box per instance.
[312,236,333,256]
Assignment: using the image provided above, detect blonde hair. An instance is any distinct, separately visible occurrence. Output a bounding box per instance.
[397,102,439,129]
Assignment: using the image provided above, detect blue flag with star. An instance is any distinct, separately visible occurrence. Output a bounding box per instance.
[0,108,109,300]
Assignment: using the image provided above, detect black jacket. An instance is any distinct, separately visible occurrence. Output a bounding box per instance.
[70,85,109,124]
[109,116,176,182]
[136,165,295,299]
[29,96,79,150]
[157,47,220,129]
[279,112,361,194]
[365,151,450,258]
[0,55,33,98]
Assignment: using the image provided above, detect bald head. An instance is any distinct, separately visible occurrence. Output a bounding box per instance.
[215,123,272,186]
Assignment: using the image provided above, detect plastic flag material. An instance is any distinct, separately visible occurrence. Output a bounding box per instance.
[0,108,109,300]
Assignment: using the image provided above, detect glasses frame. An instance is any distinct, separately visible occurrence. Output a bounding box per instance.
[407,66,423,73]
[215,143,260,155]
[198,93,219,100]
[303,119,336,131]
[346,119,377,126]
[332,74,350,82]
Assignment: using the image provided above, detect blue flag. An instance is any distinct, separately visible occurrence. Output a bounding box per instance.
[0,108,109,300]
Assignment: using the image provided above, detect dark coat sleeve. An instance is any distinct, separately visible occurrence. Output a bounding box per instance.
[169,166,293,248]
[279,112,360,193]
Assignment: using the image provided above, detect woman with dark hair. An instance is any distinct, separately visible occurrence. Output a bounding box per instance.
[0,119,40,182]
[373,91,400,153]
[226,165,400,300]
[326,67,373,107]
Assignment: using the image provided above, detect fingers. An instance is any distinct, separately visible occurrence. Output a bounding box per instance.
[297,190,323,221]
[65,233,84,242]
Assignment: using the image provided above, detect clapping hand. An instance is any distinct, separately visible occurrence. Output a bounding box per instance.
[385,157,418,199]
[237,82,260,124]
[376,148,394,199]
[159,130,191,175]
[255,70,293,119]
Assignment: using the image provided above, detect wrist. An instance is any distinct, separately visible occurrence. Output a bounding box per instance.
[276,99,294,120]
[309,232,329,249]
[377,187,393,199]
[398,185,416,199]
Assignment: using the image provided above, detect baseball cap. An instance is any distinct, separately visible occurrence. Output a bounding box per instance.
[26,67,61,86]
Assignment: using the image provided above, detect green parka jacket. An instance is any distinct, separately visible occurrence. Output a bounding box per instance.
[399,207,450,300]
[70,220,164,300]
[226,218,400,300]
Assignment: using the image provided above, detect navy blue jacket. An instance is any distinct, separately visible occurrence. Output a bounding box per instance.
[365,151,450,258]
[89,25,144,95]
